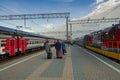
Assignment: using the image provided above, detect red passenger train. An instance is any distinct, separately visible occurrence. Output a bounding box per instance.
[0,26,56,59]
[77,23,120,61]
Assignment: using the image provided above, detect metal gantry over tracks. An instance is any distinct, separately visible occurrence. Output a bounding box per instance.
[68,17,120,40]
[0,12,70,40]
[68,18,120,24]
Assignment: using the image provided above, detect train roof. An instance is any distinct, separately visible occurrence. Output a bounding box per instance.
[101,25,113,33]
[0,26,16,33]
[114,23,120,27]
[0,26,57,39]
[102,23,120,33]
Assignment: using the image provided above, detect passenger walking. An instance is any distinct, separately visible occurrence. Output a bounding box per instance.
[55,40,63,58]
[44,40,52,59]
[61,41,66,55]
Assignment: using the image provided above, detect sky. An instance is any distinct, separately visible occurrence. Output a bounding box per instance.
[0,0,98,31]
[0,0,95,18]
[0,0,118,33]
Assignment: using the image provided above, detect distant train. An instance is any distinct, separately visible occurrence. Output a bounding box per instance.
[0,26,56,59]
[77,23,120,62]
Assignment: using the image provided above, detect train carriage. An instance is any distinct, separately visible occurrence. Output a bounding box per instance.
[0,26,57,60]
[101,24,120,52]
[25,37,45,51]
[77,23,120,61]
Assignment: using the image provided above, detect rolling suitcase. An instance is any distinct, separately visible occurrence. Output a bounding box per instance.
[47,52,52,59]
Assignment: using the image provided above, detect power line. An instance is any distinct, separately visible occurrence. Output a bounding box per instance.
[0,5,19,26]
[0,21,16,26]
[0,5,18,14]
[31,20,40,26]
[69,18,120,24]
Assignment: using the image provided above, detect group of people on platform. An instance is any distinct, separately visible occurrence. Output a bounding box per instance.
[44,40,66,59]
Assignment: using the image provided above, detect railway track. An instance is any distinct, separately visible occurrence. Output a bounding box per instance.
[0,47,45,65]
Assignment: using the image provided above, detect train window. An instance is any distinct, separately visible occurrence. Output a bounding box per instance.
[37,41,38,44]
[35,41,37,44]
[36,41,38,44]
[98,36,101,41]
[37,41,38,43]
[111,26,117,30]
[109,32,114,40]
[118,25,120,29]
[29,41,30,44]
[39,40,42,43]
[30,41,32,44]
[34,41,35,44]
[32,41,34,44]
[34,41,36,44]
[101,34,105,41]
[1,40,6,47]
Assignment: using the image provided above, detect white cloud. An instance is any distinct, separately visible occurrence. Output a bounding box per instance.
[42,23,54,29]
[90,0,105,9]
[82,0,120,19]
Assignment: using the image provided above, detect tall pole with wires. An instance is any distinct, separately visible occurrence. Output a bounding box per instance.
[70,23,72,40]
[66,17,69,40]
[24,15,26,28]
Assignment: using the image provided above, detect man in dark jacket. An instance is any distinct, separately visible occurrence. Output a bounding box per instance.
[55,40,62,58]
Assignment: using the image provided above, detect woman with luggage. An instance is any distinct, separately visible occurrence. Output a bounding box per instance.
[55,40,63,59]
[44,40,52,59]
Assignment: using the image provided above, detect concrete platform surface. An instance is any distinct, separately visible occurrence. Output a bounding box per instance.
[0,45,120,80]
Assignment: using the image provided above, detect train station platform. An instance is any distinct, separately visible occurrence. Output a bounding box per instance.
[0,45,120,80]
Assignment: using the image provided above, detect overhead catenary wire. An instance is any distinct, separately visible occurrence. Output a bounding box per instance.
[69,18,120,24]
[0,21,16,26]
[0,4,19,26]
[0,4,20,15]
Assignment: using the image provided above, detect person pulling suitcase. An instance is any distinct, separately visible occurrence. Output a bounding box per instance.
[44,40,52,59]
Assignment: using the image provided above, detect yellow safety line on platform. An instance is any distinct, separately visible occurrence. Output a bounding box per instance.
[62,47,74,80]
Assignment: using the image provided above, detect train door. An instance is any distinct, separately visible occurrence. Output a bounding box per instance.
[16,37,20,54]
[9,39,16,56]
[21,39,27,53]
